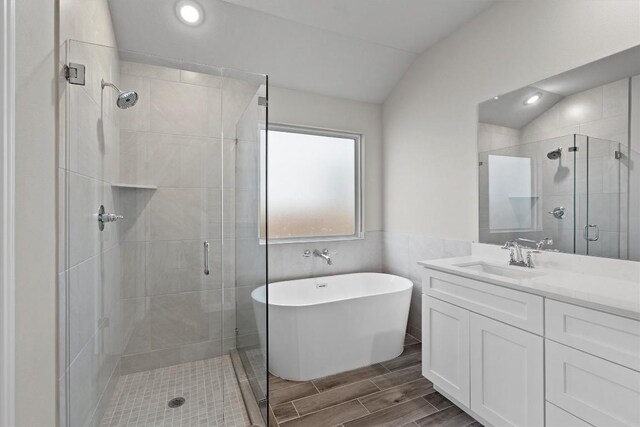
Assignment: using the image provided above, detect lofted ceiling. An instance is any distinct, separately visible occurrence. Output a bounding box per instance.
[107,0,494,103]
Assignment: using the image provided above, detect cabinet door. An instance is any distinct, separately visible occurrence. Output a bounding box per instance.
[546,402,593,427]
[545,299,640,370]
[422,295,470,406]
[470,313,544,427]
[546,340,640,427]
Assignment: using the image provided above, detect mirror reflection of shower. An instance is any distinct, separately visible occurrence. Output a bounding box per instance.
[547,147,562,160]
[101,79,139,109]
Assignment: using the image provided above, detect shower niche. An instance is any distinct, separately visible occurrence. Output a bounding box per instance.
[477,45,640,261]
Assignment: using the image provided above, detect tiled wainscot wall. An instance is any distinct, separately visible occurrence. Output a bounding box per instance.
[382,232,471,337]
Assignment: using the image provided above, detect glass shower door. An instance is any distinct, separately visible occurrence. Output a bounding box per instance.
[575,135,622,258]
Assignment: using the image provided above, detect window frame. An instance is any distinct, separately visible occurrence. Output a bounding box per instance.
[261,123,364,244]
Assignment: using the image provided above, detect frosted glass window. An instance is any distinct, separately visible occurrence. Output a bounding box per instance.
[260,126,361,240]
[488,155,535,231]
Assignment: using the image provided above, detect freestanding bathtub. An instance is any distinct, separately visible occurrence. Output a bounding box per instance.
[251,272,412,381]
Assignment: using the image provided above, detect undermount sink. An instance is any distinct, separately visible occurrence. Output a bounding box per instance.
[454,261,545,280]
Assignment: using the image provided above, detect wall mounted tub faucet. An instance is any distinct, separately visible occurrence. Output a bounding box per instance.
[303,248,333,265]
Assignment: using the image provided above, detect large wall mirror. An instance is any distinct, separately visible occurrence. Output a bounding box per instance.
[477,45,640,261]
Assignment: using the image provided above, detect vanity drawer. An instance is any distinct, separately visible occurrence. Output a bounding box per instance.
[421,268,543,334]
[546,340,640,427]
[546,299,640,370]
[546,402,593,427]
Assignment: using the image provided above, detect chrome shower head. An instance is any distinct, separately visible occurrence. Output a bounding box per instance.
[116,91,138,109]
[101,79,139,109]
[547,147,562,160]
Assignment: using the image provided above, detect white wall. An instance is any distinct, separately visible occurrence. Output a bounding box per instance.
[60,0,118,47]
[14,0,57,424]
[382,0,640,240]
[13,0,120,422]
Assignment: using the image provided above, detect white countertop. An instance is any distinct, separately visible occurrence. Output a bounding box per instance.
[419,251,640,320]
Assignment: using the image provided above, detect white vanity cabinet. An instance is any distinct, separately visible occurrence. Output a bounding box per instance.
[422,268,544,427]
[422,295,470,406]
[421,266,640,427]
[470,313,544,427]
[545,300,640,427]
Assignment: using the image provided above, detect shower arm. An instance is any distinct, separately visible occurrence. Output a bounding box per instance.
[101,79,122,93]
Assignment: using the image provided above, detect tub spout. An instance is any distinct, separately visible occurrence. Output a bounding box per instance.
[313,248,332,265]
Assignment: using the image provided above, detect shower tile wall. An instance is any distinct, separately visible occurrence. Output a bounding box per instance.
[116,61,258,374]
[478,77,638,260]
[59,42,138,427]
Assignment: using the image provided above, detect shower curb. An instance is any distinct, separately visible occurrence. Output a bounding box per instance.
[230,349,266,426]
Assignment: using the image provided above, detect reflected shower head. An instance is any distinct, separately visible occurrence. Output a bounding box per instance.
[547,147,562,160]
[101,79,139,109]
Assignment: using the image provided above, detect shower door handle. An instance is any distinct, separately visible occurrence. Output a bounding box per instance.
[203,241,210,275]
[583,224,600,242]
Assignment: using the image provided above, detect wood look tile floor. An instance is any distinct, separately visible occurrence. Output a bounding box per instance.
[268,334,482,427]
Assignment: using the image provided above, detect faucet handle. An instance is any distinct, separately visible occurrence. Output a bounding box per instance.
[537,237,553,250]
[303,250,312,257]
[526,251,535,268]
[321,248,329,255]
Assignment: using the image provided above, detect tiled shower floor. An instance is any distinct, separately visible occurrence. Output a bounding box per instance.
[99,355,249,427]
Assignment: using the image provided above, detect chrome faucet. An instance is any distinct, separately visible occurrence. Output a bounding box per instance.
[502,240,534,268]
[313,248,332,265]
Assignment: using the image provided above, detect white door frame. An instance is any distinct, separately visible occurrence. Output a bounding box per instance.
[0,0,15,425]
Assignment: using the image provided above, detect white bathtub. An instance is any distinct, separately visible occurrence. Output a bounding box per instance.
[251,272,412,381]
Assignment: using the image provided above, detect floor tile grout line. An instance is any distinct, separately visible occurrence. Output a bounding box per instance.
[369,365,424,389]
[289,400,301,419]
[355,397,372,415]
[284,380,381,420]
[310,364,393,393]
[355,387,439,418]
[280,399,371,427]
[310,373,384,395]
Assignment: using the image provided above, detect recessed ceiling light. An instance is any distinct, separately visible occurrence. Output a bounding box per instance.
[493,96,500,100]
[524,93,542,105]
[176,0,203,26]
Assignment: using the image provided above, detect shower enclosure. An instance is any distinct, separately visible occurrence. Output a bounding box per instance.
[58,40,268,426]
[479,133,634,260]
